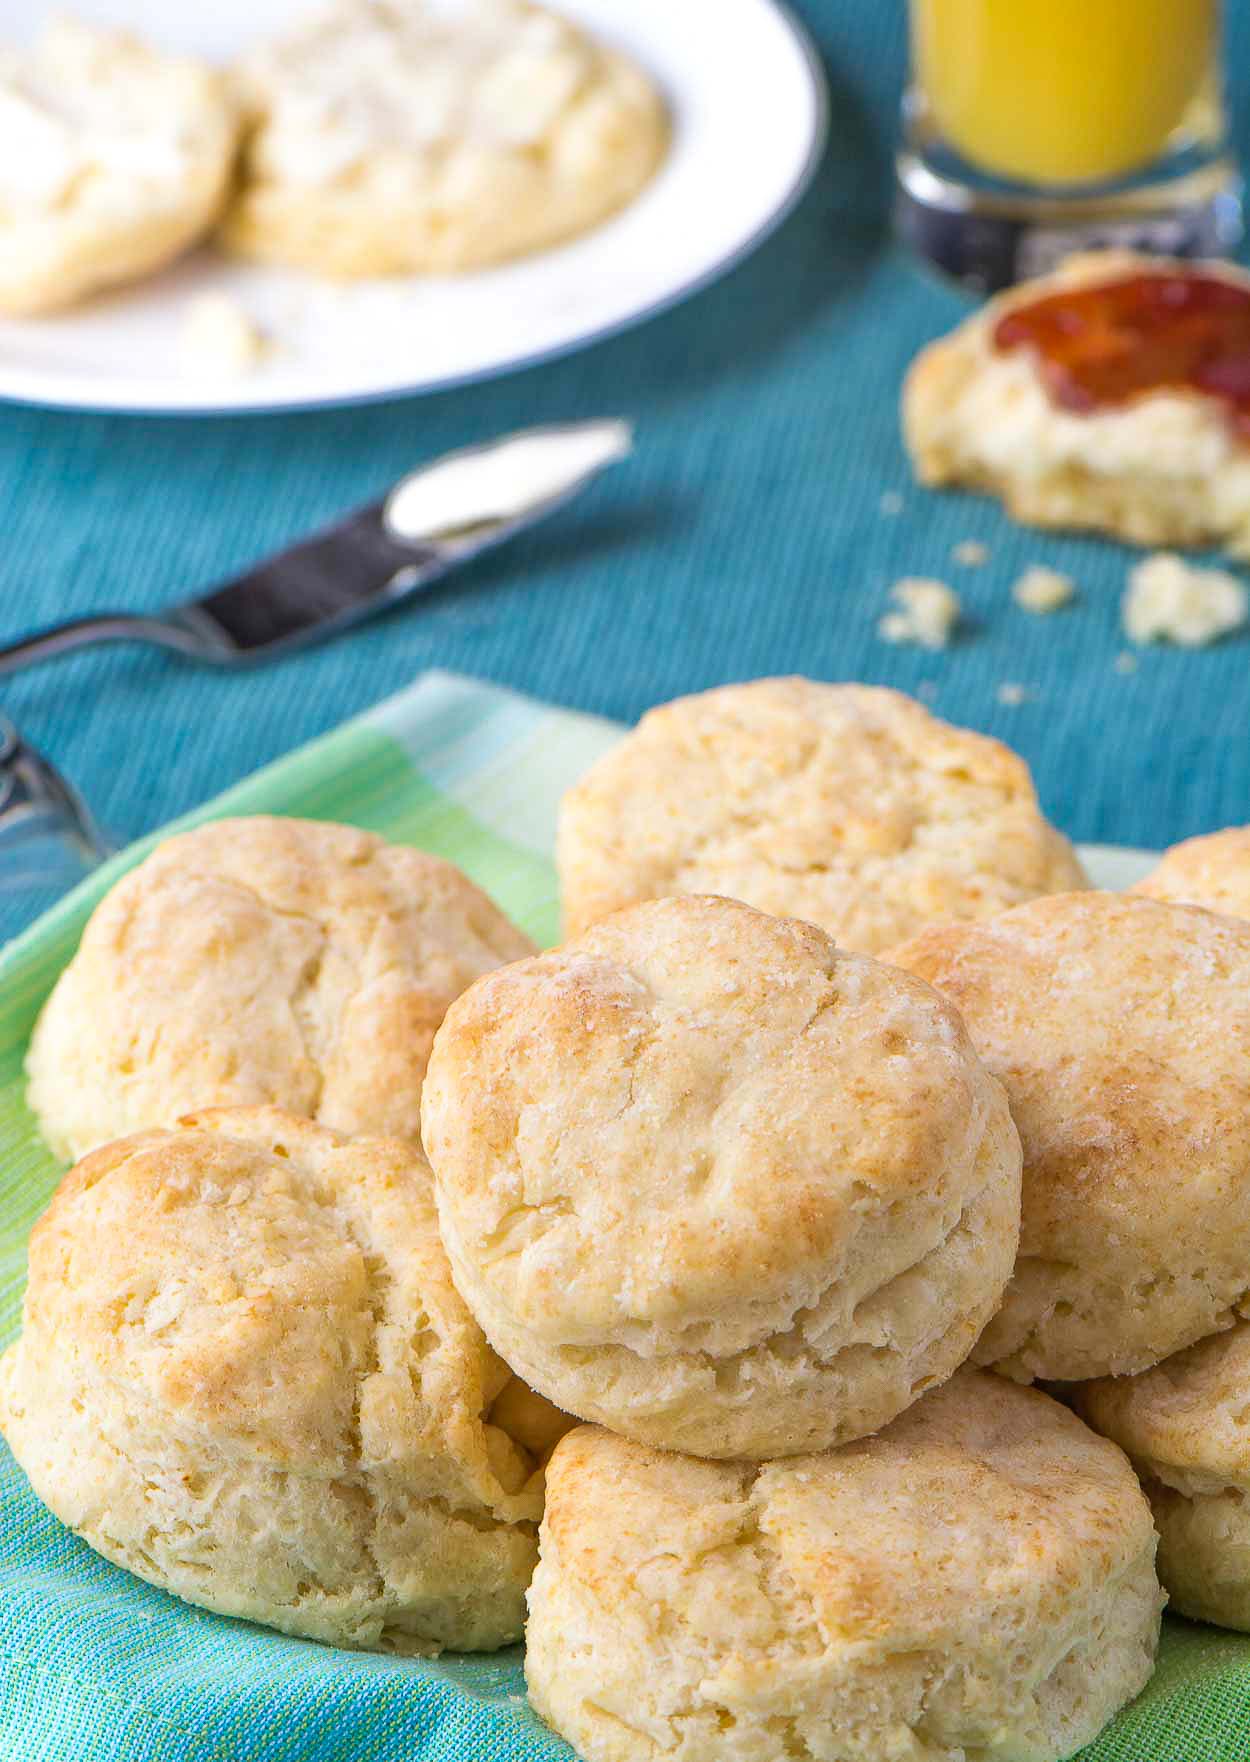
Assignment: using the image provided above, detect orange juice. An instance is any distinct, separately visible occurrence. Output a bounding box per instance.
[912,0,1218,187]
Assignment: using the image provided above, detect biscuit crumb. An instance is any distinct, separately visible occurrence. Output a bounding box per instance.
[182,293,270,376]
[953,540,989,567]
[1123,553,1248,647]
[879,490,904,517]
[878,579,960,650]
[1013,566,1076,614]
[1114,652,1139,675]
[996,683,1034,707]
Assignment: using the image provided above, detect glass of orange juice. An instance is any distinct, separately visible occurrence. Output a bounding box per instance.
[897,0,1241,290]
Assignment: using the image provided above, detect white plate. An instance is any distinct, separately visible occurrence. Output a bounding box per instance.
[1080,845,1153,890]
[0,0,827,416]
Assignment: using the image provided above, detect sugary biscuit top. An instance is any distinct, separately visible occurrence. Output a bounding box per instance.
[238,0,642,187]
[892,891,1250,1374]
[893,890,1250,1238]
[557,678,1084,951]
[542,1370,1154,1656]
[1133,826,1250,921]
[19,1106,555,1516]
[423,893,1012,1360]
[0,18,225,216]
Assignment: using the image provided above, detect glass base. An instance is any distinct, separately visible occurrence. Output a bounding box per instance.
[896,148,1244,293]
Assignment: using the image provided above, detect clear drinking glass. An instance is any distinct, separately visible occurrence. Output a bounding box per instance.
[896,0,1243,291]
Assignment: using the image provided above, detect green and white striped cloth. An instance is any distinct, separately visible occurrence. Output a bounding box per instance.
[0,671,1247,1761]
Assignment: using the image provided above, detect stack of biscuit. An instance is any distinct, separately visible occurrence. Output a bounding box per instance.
[9,679,1250,1762]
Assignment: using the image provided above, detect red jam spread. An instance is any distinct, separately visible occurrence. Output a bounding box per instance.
[993,271,1250,440]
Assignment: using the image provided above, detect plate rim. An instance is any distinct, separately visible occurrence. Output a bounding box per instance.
[0,0,830,419]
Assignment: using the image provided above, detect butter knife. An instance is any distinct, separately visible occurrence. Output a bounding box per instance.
[0,419,632,678]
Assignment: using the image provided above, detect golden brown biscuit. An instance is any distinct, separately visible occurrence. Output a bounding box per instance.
[0,18,238,316]
[25,815,534,1162]
[222,0,667,277]
[423,894,1021,1460]
[892,890,1250,1381]
[1132,825,1250,920]
[1077,1321,1250,1632]
[904,251,1250,556]
[0,1107,572,1652]
[526,1371,1162,1762]
[557,678,1085,953]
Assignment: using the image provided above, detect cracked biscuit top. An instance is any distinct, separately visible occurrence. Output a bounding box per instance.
[891,890,1250,1382]
[25,815,534,1162]
[422,894,1022,1460]
[525,1372,1162,1762]
[0,1106,571,1652]
[556,678,1086,954]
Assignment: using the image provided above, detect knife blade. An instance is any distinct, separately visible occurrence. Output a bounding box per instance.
[0,419,633,677]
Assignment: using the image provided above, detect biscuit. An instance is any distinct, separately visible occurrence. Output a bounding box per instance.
[525,1370,1162,1762]
[221,0,668,277]
[25,816,534,1162]
[0,18,237,317]
[556,678,1085,953]
[904,251,1250,556]
[1077,1322,1250,1632]
[422,894,1021,1460]
[1132,825,1250,921]
[891,890,1250,1381]
[0,1107,572,1652]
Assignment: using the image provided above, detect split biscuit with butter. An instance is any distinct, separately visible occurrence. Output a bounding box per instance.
[1131,824,1250,921]
[0,1107,571,1652]
[557,677,1085,953]
[0,17,237,316]
[422,893,1022,1461]
[892,890,1250,1382]
[221,0,668,276]
[904,251,1250,556]
[1077,1321,1250,1633]
[525,1371,1162,1762]
[25,815,534,1162]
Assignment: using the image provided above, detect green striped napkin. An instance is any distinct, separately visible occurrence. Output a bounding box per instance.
[0,670,1247,1762]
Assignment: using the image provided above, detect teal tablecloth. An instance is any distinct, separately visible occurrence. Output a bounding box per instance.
[5,0,1250,939]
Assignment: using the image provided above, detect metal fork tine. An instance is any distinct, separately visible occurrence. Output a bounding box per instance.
[0,720,115,871]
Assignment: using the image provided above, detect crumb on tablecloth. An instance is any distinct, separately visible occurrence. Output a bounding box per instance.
[878,578,960,650]
[1013,565,1076,614]
[996,682,1035,707]
[1122,553,1248,648]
